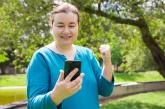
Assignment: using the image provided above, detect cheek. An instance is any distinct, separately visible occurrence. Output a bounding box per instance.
[52,28,61,35]
[72,28,78,36]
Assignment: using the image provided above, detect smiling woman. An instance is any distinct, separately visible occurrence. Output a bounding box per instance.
[27,2,114,109]
[49,4,79,49]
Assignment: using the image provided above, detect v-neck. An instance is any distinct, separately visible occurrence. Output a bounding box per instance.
[45,43,79,60]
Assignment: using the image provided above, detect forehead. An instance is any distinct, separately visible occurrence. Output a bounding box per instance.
[53,12,78,24]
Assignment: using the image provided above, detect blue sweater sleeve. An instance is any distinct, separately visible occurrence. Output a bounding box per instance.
[27,51,57,109]
[89,50,115,97]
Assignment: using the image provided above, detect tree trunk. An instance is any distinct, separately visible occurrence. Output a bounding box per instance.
[138,18,165,78]
[0,65,6,75]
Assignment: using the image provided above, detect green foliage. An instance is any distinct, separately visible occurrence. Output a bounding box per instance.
[76,12,123,65]
[147,18,165,51]
[108,24,158,72]
[0,54,8,63]
[120,33,157,72]
[110,36,122,65]
[70,0,165,76]
[0,0,164,74]
[0,0,53,72]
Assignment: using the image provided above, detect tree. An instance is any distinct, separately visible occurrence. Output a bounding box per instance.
[70,0,165,78]
[0,0,164,76]
[0,0,53,74]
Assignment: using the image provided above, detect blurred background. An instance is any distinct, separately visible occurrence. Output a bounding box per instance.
[0,0,165,109]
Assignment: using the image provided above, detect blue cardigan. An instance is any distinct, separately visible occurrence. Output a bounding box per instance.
[27,45,114,109]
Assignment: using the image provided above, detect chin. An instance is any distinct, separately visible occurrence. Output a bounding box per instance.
[62,41,73,46]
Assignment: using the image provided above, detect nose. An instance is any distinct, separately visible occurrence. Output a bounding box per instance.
[63,27,70,34]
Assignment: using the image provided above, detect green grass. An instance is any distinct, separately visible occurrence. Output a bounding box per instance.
[0,74,26,86]
[0,87,26,105]
[101,91,165,109]
[0,71,164,86]
[114,71,164,82]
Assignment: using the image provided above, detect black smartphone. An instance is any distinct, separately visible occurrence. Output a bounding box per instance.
[64,60,81,81]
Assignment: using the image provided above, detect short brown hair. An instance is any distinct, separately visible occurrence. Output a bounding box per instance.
[49,3,80,27]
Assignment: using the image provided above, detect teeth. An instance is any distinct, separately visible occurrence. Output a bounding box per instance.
[61,36,71,39]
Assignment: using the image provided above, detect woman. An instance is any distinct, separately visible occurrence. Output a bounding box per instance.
[27,2,114,109]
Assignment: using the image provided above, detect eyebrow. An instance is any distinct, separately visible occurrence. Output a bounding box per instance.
[56,22,63,25]
[56,22,76,25]
[69,22,76,25]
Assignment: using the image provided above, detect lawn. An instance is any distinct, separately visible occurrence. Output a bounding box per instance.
[114,71,164,82]
[0,74,26,86]
[0,71,164,86]
[101,91,165,109]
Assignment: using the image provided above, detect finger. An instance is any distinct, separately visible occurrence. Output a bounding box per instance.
[68,75,83,88]
[99,49,107,55]
[67,73,84,89]
[71,81,82,94]
[57,69,64,82]
[68,79,81,89]
[99,46,106,52]
[100,46,110,54]
[100,45,110,49]
[65,68,78,82]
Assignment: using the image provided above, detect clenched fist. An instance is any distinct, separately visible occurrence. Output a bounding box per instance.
[99,44,113,81]
[99,44,111,63]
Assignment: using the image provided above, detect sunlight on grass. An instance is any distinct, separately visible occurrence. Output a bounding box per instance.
[0,74,26,86]
[101,91,165,109]
[0,87,26,105]
[0,71,164,87]
[115,71,164,82]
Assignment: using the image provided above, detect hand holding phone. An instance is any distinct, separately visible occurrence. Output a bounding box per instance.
[64,60,81,81]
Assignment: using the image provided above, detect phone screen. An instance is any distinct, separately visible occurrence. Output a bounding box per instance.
[64,60,81,81]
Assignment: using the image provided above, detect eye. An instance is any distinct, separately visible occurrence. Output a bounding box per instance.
[69,25,75,28]
[56,25,64,28]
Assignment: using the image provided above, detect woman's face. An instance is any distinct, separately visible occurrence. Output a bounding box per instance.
[52,12,78,46]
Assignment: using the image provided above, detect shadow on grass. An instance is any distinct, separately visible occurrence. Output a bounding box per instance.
[101,101,165,109]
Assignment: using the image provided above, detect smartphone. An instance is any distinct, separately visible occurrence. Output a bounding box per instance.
[64,60,81,81]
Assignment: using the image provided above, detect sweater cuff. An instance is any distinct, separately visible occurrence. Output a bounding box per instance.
[100,75,114,87]
[98,75,115,96]
[47,91,58,109]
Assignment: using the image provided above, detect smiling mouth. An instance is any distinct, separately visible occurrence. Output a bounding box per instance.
[60,36,72,40]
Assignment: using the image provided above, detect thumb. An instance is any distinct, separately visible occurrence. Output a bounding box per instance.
[57,69,64,82]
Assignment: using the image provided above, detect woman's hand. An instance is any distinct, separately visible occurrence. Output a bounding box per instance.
[99,44,111,64]
[50,68,84,105]
[99,44,113,81]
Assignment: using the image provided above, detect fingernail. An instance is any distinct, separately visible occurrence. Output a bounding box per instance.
[81,73,85,77]
[75,68,79,71]
[60,69,64,72]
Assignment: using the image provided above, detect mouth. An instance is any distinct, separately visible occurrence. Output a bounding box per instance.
[60,35,72,40]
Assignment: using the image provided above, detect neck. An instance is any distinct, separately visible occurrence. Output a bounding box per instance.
[55,42,74,54]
